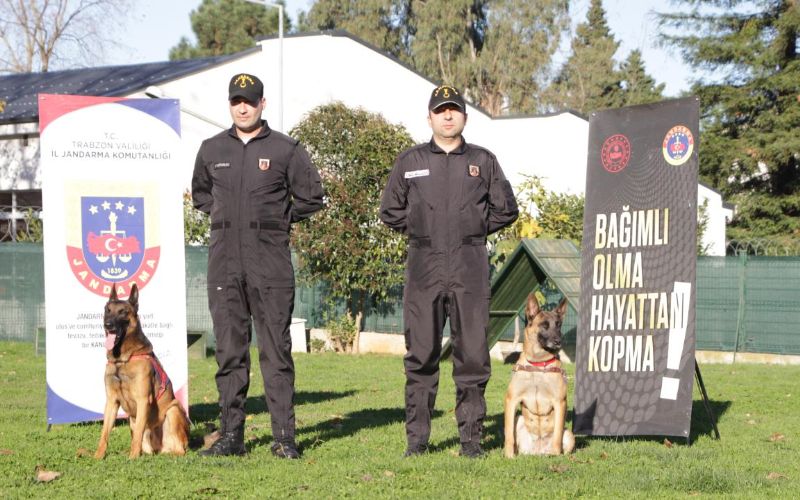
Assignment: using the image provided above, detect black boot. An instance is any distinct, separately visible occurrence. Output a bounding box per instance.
[200,426,246,457]
[403,442,429,457]
[270,440,300,459]
[459,441,485,458]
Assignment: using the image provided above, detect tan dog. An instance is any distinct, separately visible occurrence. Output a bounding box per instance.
[94,283,189,459]
[503,293,575,457]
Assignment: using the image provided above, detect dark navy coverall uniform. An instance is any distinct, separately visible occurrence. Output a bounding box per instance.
[192,121,323,443]
[379,138,518,447]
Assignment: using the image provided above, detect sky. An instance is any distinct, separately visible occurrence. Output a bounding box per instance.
[108,0,693,97]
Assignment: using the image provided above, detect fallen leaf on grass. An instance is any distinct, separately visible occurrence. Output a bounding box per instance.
[203,430,221,449]
[34,466,61,483]
[0,449,13,455]
[75,448,92,458]
[549,464,569,474]
[747,419,757,425]
[383,470,395,478]
[766,472,786,480]
[599,451,609,460]
[769,433,785,442]
[362,474,373,482]
[193,487,219,495]
[663,438,673,448]
[328,415,344,430]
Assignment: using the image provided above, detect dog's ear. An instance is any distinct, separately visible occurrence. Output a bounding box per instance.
[526,292,541,321]
[129,283,139,312]
[109,285,118,302]
[555,297,568,319]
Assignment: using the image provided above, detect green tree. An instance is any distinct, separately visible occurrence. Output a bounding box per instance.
[183,191,210,245]
[491,175,584,272]
[618,49,666,106]
[546,0,621,114]
[302,0,569,115]
[299,0,410,59]
[470,0,570,114]
[546,0,664,114]
[289,102,414,337]
[658,0,800,240]
[169,0,291,60]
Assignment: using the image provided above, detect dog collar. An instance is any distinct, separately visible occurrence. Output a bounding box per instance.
[525,356,558,367]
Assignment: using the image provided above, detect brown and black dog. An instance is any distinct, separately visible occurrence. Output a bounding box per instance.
[94,283,189,459]
[503,292,575,457]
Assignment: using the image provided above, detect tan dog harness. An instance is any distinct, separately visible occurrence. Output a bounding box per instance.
[108,353,171,400]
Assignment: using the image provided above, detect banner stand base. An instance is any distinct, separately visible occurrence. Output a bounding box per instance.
[692,358,721,444]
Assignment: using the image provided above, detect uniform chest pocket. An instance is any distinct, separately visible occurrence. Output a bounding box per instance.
[250,166,285,194]
[407,181,434,238]
[461,175,488,209]
[209,162,234,188]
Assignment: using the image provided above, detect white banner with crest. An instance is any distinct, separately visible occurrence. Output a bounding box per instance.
[39,94,188,424]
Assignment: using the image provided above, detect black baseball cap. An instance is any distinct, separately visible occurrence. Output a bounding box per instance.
[428,85,465,112]
[228,73,263,102]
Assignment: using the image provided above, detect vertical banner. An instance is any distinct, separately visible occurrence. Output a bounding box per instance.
[39,95,188,424]
[573,98,699,438]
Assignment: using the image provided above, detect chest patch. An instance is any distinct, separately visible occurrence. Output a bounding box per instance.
[468,165,480,177]
[404,169,430,179]
[213,162,230,169]
[258,158,271,171]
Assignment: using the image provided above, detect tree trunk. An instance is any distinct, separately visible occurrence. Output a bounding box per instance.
[353,311,363,354]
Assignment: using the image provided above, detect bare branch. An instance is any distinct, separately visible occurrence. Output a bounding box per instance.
[0,0,130,73]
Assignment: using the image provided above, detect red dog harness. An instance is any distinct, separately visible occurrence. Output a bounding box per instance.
[108,353,171,401]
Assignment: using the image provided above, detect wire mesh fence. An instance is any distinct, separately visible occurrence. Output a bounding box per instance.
[2,244,800,355]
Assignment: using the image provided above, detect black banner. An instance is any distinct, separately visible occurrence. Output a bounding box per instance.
[573,98,699,438]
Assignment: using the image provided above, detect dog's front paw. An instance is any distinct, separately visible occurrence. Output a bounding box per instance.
[503,446,516,459]
[93,450,106,460]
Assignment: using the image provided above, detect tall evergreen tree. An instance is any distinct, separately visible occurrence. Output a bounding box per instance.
[618,49,666,106]
[659,0,800,241]
[299,0,410,59]
[547,0,622,114]
[302,0,569,115]
[169,0,291,60]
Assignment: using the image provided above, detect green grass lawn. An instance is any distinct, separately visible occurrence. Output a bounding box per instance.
[0,340,798,498]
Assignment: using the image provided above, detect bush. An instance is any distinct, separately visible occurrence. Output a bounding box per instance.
[324,312,358,353]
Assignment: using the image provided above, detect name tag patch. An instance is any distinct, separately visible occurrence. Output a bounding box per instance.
[213,162,230,169]
[404,169,430,179]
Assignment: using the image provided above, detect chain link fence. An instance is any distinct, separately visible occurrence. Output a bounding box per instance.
[2,244,799,355]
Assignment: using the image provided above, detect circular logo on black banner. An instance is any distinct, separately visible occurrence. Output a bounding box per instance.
[601,134,631,173]
[662,125,694,166]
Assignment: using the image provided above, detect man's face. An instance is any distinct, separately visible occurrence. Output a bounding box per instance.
[427,104,467,141]
[229,96,265,133]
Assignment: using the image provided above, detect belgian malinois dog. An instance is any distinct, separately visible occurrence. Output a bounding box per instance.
[503,293,575,457]
[94,283,189,459]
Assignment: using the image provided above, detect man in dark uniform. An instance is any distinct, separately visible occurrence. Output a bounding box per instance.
[379,85,519,458]
[192,73,323,458]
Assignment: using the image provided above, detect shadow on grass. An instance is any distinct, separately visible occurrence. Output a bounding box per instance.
[189,389,358,423]
[566,399,731,449]
[273,406,428,452]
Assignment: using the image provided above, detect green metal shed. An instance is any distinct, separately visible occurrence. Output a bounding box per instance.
[442,239,581,359]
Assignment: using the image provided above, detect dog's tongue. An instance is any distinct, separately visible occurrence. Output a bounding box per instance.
[105,333,115,351]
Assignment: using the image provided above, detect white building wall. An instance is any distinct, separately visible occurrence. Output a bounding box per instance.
[1,33,729,254]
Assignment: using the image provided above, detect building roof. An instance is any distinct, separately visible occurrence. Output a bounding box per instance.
[0,49,257,125]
